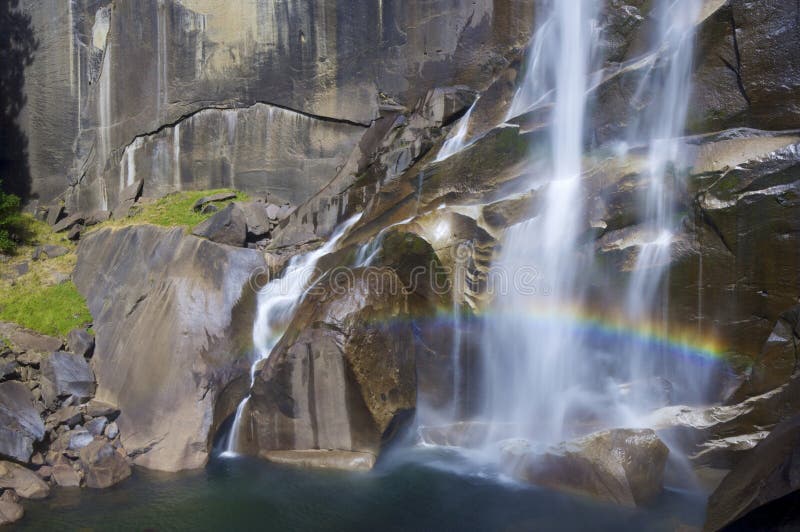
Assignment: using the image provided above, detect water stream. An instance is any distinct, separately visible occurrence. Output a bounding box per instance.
[223,214,362,455]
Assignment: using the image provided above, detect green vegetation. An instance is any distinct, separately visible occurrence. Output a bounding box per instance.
[0,181,22,253]
[0,275,91,337]
[103,188,248,230]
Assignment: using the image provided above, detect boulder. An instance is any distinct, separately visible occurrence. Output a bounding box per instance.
[66,224,84,241]
[85,416,108,436]
[705,416,800,531]
[67,429,94,451]
[501,429,670,507]
[261,450,376,472]
[51,463,82,488]
[46,405,83,429]
[104,422,119,440]
[0,381,46,462]
[192,192,236,212]
[46,204,64,227]
[52,212,86,233]
[84,210,111,226]
[0,490,24,525]
[73,225,265,471]
[67,328,95,358]
[85,400,119,419]
[0,323,62,354]
[191,203,247,247]
[0,461,50,499]
[243,267,423,461]
[41,351,96,399]
[79,440,131,489]
[239,202,271,239]
[112,180,144,220]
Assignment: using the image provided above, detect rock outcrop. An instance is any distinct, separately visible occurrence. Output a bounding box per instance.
[501,429,670,507]
[73,225,266,471]
[0,381,46,462]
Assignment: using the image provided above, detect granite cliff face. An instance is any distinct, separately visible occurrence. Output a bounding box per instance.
[4,0,800,527]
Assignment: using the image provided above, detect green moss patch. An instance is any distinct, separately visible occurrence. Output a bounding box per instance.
[0,278,91,337]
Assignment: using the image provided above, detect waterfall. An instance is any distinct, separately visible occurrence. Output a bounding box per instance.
[435,99,478,162]
[619,0,707,415]
[482,0,600,444]
[222,214,362,456]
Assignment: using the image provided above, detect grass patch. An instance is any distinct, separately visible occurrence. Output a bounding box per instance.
[0,275,91,337]
[99,188,248,231]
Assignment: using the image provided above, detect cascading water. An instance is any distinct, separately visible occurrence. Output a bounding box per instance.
[482,0,600,445]
[435,99,478,162]
[223,214,362,456]
[479,0,710,452]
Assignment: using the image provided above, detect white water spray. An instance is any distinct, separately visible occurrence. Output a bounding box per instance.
[223,214,362,456]
[435,100,478,162]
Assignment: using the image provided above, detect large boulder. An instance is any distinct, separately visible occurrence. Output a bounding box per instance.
[79,440,132,489]
[0,323,62,354]
[241,268,423,465]
[501,429,670,507]
[0,381,46,462]
[41,351,96,400]
[191,203,247,248]
[0,461,50,499]
[73,225,265,471]
[705,416,800,531]
[0,490,24,525]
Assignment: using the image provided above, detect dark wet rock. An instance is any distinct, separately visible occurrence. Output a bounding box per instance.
[67,328,94,359]
[79,440,131,489]
[243,267,425,461]
[73,225,265,471]
[705,415,800,531]
[501,429,669,507]
[0,461,50,499]
[261,450,376,472]
[192,192,236,212]
[0,382,46,462]
[191,203,247,247]
[41,352,96,400]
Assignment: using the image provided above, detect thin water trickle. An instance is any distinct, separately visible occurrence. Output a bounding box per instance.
[222,214,362,456]
[435,99,478,162]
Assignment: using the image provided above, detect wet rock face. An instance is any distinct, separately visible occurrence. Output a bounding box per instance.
[73,225,265,471]
[705,415,800,531]
[16,0,535,208]
[243,268,420,461]
[501,429,670,507]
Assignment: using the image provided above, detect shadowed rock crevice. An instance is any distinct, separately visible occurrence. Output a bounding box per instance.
[0,0,37,201]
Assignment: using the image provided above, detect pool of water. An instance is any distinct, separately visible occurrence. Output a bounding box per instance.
[17,448,707,531]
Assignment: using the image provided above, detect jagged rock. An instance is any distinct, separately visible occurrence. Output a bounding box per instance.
[38,377,59,411]
[191,203,247,247]
[51,464,82,488]
[261,450,376,472]
[84,210,111,226]
[85,400,119,420]
[0,323,62,354]
[79,440,131,489]
[200,204,218,215]
[0,381,46,462]
[15,351,41,367]
[0,490,24,525]
[52,212,86,233]
[239,202,271,239]
[85,417,108,436]
[705,416,800,531]
[0,461,50,499]
[265,203,281,220]
[0,359,18,381]
[46,205,64,227]
[501,429,669,507]
[67,328,94,359]
[41,352,96,400]
[192,192,236,212]
[46,405,83,429]
[66,224,83,241]
[418,86,479,128]
[111,180,144,220]
[73,225,265,471]
[33,245,70,259]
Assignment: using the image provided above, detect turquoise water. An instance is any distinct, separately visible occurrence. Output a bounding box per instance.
[17,448,706,531]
